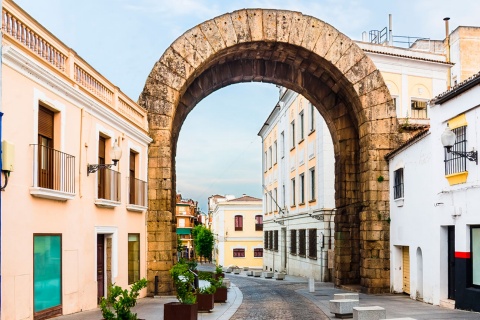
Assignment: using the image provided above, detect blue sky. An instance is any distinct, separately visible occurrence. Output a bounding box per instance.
[13,0,478,211]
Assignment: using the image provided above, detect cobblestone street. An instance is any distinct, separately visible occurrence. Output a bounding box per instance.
[228,275,329,320]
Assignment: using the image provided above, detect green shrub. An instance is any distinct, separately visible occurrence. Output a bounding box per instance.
[100,278,147,320]
[170,261,196,304]
[198,283,216,294]
[198,271,214,281]
[215,265,223,275]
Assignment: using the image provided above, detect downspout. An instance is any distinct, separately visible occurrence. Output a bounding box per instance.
[78,107,84,198]
[444,17,451,89]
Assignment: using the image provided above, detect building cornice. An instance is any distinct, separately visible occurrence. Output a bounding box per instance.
[2,45,152,145]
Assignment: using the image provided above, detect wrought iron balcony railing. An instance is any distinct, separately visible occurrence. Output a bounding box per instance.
[31,144,75,194]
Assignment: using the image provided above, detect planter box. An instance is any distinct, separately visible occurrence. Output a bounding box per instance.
[274,272,285,280]
[264,272,274,278]
[246,270,253,276]
[225,267,233,273]
[243,267,249,271]
[214,287,228,302]
[197,293,214,312]
[164,302,198,320]
[233,268,241,274]
[253,271,262,277]
[222,278,231,288]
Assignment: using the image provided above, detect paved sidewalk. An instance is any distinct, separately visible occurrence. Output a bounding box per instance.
[55,263,480,319]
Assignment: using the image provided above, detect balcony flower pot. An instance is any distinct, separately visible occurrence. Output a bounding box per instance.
[164,302,198,320]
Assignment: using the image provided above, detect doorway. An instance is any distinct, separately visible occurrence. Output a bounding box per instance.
[448,226,455,300]
[97,234,105,304]
[402,246,410,294]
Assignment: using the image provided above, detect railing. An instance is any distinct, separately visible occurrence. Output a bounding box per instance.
[2,10,67,71]
[2,3,148,131]
[31,144,75,193]
[369,27,388,44]
[410,108,428,119]
[128,177,147,207]
[97,168,121,202]
[74,64,113,104]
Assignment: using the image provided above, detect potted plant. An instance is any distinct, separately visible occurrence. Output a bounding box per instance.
[164,260,197,320]
[215,265,225,280]
[100,278,147,320]
[196,283,216,312]
[212,277,228,303]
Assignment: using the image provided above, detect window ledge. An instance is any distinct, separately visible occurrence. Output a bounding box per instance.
[445,171,468,186]
[309,199,316,203]
[95,199,121,208]
[290,146,295,151]
[30,187,75,201]
[127,204,148,212]
[308,129,315,136]
[298,138,305,145]
[394,198,404,207]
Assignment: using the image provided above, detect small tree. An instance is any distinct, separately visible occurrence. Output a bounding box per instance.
[193,225,214,262]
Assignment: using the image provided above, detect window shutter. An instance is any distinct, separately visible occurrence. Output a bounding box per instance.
[38,106,54,139]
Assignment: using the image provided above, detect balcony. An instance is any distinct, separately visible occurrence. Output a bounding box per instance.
[127,177,147,212]
[30,144,75,201]
[95,168,121,208]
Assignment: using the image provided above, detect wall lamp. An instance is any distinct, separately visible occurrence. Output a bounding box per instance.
[87,139,122,175]
[441,125,477,165]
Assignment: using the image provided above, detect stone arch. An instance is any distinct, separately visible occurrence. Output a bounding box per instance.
[139,9,401,295]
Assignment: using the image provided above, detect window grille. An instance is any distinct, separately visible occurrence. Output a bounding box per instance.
[290,229,297,254]
[299,229,306,257]
[445,126,467,175]
[233,248,245,257]
[308,229,317,259]
[254,248,263,257]
[274,230,279,251]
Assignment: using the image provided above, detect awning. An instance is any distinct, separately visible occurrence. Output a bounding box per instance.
[176,228,192,235]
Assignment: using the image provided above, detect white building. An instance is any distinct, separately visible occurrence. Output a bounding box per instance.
[258,88,336,281]
[387,71,480,312]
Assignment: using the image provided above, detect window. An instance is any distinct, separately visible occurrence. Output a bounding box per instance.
[280,131,285,158]
[233,248,245,257]
[128,234,140,284]
[309,167,316,201]
[38,106,54,189]
[299,111,304,141]
[393,168,404,199]
[255,215,263,231]
[264,231,269,250]
[34,234,62,316]
[97,136,121,202]
[274,230,279,251]
[254,248,263,257]
[269,230,273,250]
[264,151,267,172]
[472,226,480,287]
[98,136,106,199]
[273,188,278,212]
[290,230,297,254]
[300,173,305,204]
[291,178,296,206]
[299,229,306,257]
[235,215,243,231]
[410,99,427,119]
[290,121,295,148]
[309,103,315,132]
[282,184,286,208]
[308,229,317,259]
[269,146,273,169]
[273,141,278,164]
[445,126,467,175]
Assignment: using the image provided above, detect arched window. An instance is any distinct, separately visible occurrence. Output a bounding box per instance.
[255,215,263,231]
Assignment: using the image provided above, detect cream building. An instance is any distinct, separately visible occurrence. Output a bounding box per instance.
[210,194,263,268]
[259,38,451,282]
[1,1,151,319]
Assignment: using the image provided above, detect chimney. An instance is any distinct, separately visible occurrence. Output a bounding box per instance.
[444,17,451,89]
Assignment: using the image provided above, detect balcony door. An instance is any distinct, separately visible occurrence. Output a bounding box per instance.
[129,151,136,204]
[38,106,54,189]
[98,137,106,199]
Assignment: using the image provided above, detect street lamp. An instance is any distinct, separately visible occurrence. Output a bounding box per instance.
[441,125,477,164]
[87,139,123,175]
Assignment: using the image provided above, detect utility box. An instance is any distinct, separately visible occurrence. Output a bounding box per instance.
[2,140,15,172]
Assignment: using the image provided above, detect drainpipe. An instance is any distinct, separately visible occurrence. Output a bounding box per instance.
[444,17,451,89]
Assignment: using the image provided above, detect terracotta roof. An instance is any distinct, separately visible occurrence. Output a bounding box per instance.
[431,71,480,105]
[228,195,262,202]
[361,48,452,65]
[385,129,430,160]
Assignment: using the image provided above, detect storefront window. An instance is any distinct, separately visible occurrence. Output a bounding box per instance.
[34,235,61,313]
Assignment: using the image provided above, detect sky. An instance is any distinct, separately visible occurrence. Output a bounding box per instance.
[12,0,479,211]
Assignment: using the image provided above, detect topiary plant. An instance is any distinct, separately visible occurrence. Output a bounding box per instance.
[100,278,147,320]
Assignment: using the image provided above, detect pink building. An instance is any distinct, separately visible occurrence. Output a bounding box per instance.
[1,1,151,319]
